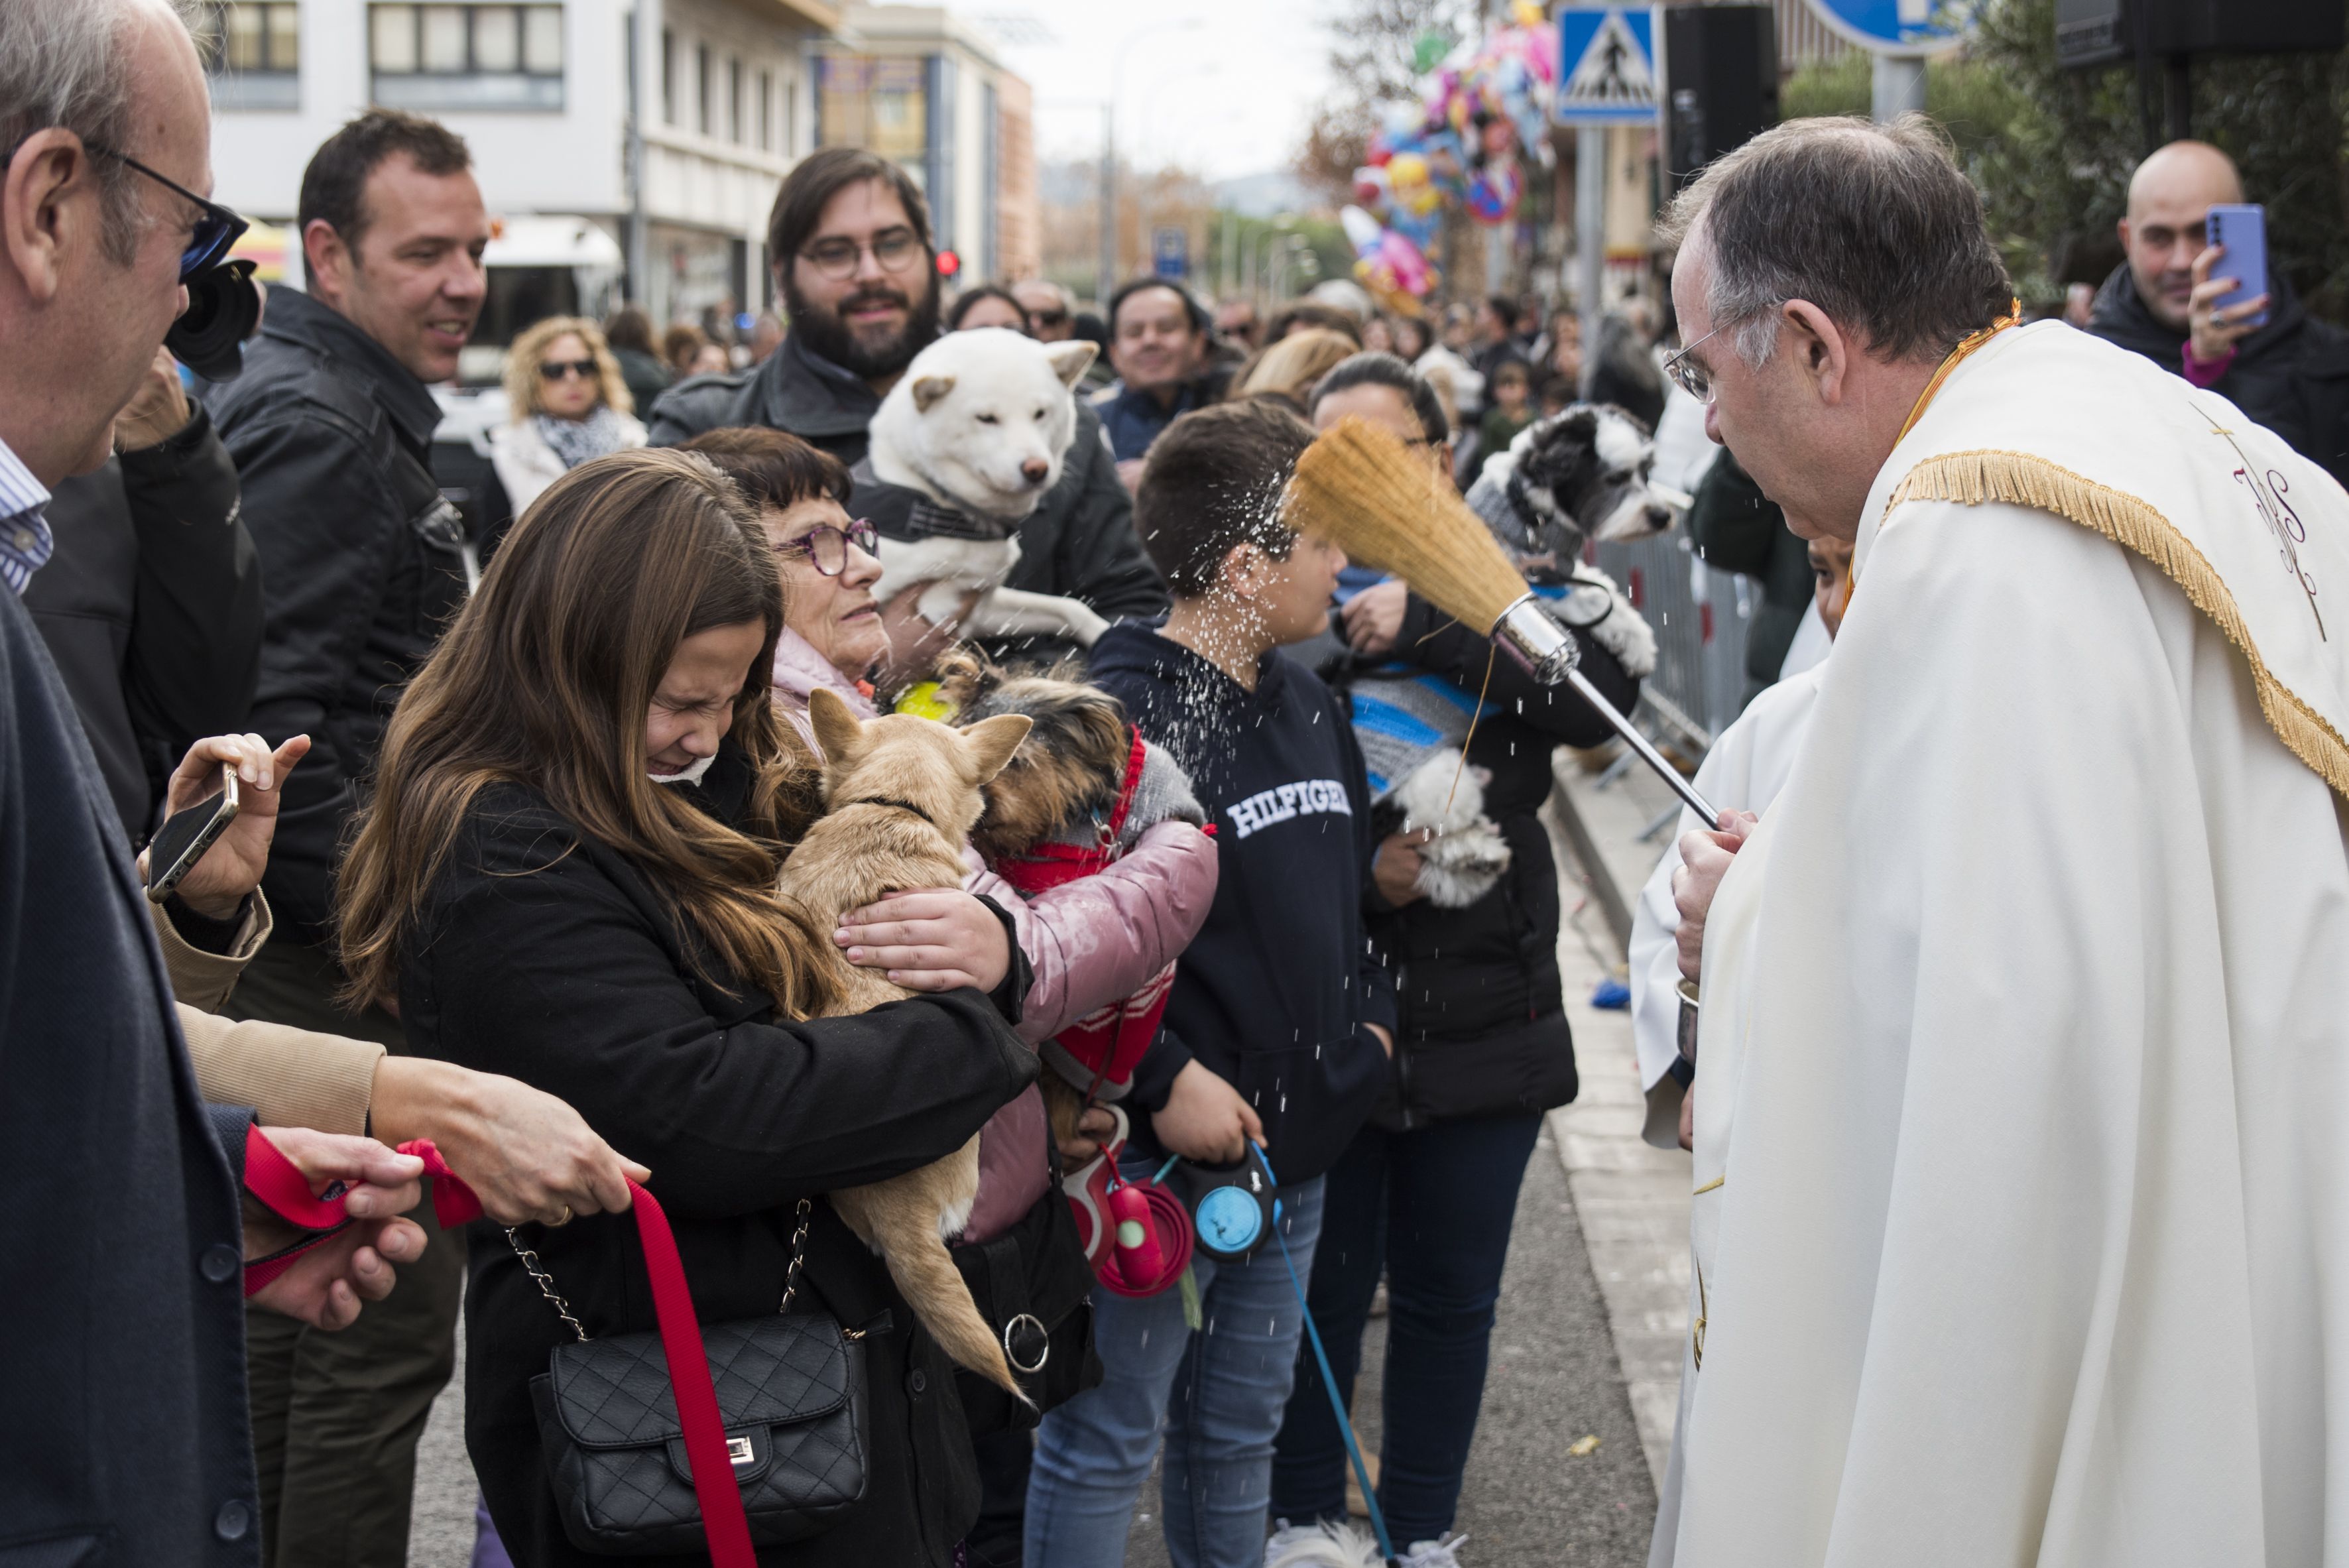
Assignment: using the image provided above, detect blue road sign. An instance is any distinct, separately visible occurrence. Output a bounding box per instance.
[1803,0,1968,53]
[1556,7,1657,126]
[1152,227,1189,281]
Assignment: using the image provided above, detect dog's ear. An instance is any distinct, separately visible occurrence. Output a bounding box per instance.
[911,375,956,413]
[806,686,866,764]
[958,713,1034,785]
[1043,341,1097,388]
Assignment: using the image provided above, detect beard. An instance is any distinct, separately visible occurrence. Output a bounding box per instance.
[783,271,941,380]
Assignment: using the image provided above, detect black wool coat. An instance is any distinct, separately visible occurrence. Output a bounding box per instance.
[1341,593,1640,1128]
[0,584,261,1566]
[24,400,263,839]
[397,748,1039,1568]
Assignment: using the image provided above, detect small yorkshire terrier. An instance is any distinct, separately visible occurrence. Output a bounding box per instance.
[938,657,1205,1146]
[776,686,1034,1398]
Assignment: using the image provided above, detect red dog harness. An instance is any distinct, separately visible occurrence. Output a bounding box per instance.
[989,727,1175,1098]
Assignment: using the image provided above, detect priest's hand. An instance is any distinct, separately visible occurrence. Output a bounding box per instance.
[2188,243,2268,365]
[1671,810,1758,986]
[1679,1081,1695,1152]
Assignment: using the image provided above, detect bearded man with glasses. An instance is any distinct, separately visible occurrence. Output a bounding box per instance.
[648,147,1166,684]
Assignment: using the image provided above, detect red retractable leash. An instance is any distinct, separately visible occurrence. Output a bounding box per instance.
[240,1132,758,1568]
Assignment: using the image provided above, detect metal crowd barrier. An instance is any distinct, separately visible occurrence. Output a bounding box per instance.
[1593,531,1752,754]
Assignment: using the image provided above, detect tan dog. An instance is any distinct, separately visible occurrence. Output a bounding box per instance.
[777,686,1034,1397]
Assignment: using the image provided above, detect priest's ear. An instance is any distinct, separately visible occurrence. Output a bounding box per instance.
[1779,298,1852,408]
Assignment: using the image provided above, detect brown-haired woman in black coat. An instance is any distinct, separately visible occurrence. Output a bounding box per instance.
[337,447,1039,1567]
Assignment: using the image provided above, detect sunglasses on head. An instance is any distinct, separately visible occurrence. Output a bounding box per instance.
[82,143,249,282]
[538,358,597,381]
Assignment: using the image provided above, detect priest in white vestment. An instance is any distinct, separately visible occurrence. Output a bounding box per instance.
[1651,115,2349,1568]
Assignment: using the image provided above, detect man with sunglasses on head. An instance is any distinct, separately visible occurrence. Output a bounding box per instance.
[648,147,1164,678]
[206,105,493,1568]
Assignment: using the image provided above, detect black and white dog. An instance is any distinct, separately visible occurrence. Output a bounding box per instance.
[1463,403,1673,681]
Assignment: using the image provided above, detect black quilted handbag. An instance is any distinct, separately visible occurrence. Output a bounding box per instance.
[509,1190,871,1559]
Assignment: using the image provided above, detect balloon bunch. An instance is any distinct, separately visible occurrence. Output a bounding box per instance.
[1340,0,1561,306]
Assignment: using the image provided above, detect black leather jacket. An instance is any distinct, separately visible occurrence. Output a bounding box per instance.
[211,286,473,941]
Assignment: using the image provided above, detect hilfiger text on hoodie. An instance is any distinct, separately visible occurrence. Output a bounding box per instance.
[1225,778,1355,839]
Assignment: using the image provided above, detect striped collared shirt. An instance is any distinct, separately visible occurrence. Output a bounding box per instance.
[0,434,52,596]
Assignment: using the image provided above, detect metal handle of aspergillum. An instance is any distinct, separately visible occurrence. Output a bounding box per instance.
[1491,595,1720,827]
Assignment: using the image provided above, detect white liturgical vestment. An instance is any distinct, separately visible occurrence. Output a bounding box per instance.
[1652,322,2349,1568]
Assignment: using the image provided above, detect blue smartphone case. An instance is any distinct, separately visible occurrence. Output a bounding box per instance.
[2207,204,2269,329]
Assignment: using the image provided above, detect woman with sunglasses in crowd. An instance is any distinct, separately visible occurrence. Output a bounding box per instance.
[491,315,647,516]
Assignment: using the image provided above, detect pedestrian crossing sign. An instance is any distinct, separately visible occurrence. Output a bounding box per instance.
[1555,6,1658,126]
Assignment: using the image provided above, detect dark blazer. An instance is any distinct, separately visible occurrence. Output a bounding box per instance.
[25,400,263,838]
[0,583,261,1566]
[398,748,1039,1568]
[647,333,1169,660]
[211,286,473,940]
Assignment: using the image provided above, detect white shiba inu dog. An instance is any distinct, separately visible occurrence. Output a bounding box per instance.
[865,328,1111,646]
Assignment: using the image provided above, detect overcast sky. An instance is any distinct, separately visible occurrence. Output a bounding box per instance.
[949,1,1338,183]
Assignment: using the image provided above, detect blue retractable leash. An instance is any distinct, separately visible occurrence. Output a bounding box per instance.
[1256,1150,1401,1567]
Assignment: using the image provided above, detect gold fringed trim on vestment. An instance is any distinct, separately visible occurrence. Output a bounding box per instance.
[1887,450,2349,803]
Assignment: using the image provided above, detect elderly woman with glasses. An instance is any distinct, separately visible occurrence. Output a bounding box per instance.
[679,414,1219,1286]
[492,315,647,516]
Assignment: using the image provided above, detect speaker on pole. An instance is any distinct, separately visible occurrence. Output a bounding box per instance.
[1663,5,1779,192]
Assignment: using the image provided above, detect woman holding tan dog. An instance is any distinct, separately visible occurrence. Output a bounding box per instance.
[337,447,1037,1568]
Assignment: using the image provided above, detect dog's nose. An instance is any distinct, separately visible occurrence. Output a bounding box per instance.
[1021,458,1050,485]
[1644,504,1674,530]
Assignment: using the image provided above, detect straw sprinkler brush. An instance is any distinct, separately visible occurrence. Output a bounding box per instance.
[1287,416,1718,825]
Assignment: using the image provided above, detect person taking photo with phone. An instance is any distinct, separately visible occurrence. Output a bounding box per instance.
[2087,139,2349,487]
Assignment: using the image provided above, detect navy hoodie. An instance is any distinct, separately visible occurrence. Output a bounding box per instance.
[1090,618,1396,1187]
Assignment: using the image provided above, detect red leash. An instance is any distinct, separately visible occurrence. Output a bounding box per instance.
[239,1133,756,1568]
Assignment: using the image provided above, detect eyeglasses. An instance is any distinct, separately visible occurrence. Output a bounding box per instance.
[84,143,249,282]
[1661,324,1730,405]
[798,228,925,282]
[1032,308,1069,328]
[538,358,597,381]
[772,519,880,576]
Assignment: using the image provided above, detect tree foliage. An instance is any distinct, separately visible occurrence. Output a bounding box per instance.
[1781,0,2349,314]
[1294,0,1480,200]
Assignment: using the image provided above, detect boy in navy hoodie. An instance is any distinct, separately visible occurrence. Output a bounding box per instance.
[1025,400,1396,1568]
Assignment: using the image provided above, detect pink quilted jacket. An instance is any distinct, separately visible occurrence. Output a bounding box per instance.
[772,629,1217,1238]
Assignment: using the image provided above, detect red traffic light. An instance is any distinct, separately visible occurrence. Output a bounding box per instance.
[936,249,962,277]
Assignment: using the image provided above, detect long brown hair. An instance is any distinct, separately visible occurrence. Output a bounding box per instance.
[337,446,839,1017]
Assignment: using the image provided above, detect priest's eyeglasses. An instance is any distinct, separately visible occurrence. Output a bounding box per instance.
[1663,325,1727,406]
[772,520,880,576]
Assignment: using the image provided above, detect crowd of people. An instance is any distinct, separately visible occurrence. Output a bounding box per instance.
[12,5,2349,1568]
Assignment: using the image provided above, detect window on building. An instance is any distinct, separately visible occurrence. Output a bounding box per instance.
[369,3,565,111]
[729,58,743,144]
[193,2,301,109]
[758,69,773,152]
[784,78,798,157]
[661,27,674,123]
[696,44,713,136]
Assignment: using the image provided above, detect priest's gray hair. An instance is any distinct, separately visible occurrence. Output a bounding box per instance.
[1661,115,2013,371]
[0,0,201,265]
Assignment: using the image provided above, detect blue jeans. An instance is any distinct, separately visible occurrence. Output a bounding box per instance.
[1269,1113,1543,1545]
[1026,1171,1326,1568]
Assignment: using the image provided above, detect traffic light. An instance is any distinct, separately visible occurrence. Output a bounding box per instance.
[936,249,962,278]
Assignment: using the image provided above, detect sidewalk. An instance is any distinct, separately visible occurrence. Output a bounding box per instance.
[1541,745,1693,1488]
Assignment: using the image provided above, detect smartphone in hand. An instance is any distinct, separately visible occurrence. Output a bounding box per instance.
[145,764,239,903]
[2206,204,2269,329]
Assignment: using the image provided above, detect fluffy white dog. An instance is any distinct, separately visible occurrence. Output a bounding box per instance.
[865,328,1111,646]
[1392,749,1513,908]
